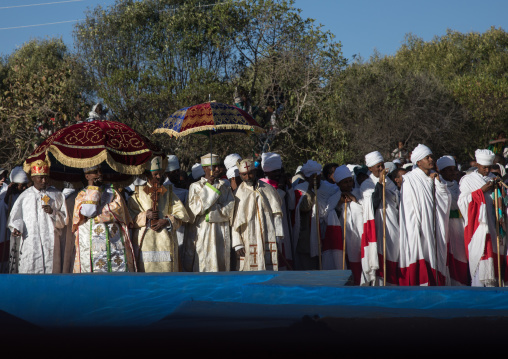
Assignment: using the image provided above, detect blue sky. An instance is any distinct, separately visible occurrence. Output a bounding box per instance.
[0,0,506,61]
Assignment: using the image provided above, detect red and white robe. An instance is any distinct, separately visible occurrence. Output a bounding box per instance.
[458,171,507,287]
[360,173,400,286]
[399,168,451,286]
[322,188,364,284]
[443,178,468,286]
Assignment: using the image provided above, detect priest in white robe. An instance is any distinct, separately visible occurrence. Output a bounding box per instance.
[292,160,339,270]
[260,152,295,269]
[8,160,68,273]
[322,165,364,284]
[437,155,468,286]
[399,144,451,286]
[232,159,283,271]
[360,151,400,286]
[0,167,29,272]
[458,149,506,287]
[129,156,190,272]
[70,165,136,273]
[186,153,235,272]
[225,153,243,192]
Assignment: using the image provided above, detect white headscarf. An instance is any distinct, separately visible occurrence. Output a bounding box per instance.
[333,165,352,183]
[224,153,242,170]
[475,149,495,166]
[365,151,384,167]
[384,162,396,174]
[226,166,239,179]
[436,155,456,171]
[10,166,28,184]
[301,160,322,177]
[411,144,432,165]
[191,163,205,179]
[166,155,180,172]
[261,152,282,172]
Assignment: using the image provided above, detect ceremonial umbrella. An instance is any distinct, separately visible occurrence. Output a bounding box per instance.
[23,120,164,184]
[153,101,264,160]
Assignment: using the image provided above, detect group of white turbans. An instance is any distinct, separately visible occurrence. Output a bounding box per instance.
[1,140,507,287]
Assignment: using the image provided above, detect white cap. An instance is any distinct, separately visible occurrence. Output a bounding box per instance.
[411,144,432,165]
[261,152,282,172]
[436,155,456,171]
[192,163,205,179]
[166,155,180,172]
[475,149,495,166]
[365,151,384,167]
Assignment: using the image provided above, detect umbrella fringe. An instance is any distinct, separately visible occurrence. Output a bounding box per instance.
[24,145,148,175]
[153,124,264,137]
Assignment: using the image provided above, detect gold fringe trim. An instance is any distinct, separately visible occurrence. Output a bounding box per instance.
[45,145,148,175]
[152,124,265,138]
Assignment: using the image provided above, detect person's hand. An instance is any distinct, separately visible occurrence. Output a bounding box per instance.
[481,181,494,193]
[430,172,440,182]
[146,209,159,220]
[42,205,53,214]
[12,229,21,237]
[379,168,388,183]
[236,247,246,257]
[151,218,169,231]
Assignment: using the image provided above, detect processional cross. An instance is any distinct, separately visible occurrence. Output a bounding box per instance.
[143,182,167,227]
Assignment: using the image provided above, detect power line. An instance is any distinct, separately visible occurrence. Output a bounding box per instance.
[0,19,82,30]
[0,0,84,10]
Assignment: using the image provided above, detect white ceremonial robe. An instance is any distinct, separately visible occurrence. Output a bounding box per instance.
[360,173,400,286]
[322,188,364,284]
[399,168,451,286]
[232,180,283,271]
[443,178,468,286]
[458,171,505,287]
[186,178,235,272]
[7,186,68,273]
[259,178,296,269]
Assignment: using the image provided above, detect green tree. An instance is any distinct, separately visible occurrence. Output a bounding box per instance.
[0,38,89,169]
[394,27,508,157]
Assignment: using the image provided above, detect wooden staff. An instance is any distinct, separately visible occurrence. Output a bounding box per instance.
[343,196,348,270]
[432,178,438,286]
[494,181,502,287]
[382,171,387,286]
[314,177,322,270]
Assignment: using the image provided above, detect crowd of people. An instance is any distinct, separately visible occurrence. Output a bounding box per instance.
[1,140,508,287]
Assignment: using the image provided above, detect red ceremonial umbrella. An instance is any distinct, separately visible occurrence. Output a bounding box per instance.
[23,120,164,184]
[153,101,264,159]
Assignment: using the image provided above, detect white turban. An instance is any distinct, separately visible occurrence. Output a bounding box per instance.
[261,152,282,172]
[166,155,180,172]
[475,149,495,166]
[365,151,384,167]
[384,162,396,174]
[436,155,456,171]
[224,153,242,170]
[226,166,240,179]
[295,165,303,175]
[301,160,322,177]
[10,166,28,184]
[411,144,432,165]
[393,159,402,165]
[191,163,205,179]
[333,165,352,183]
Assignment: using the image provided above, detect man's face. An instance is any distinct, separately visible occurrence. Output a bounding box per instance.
[149,170,164,186]
[305,174,322,189]
[368,162,385,178]
[394,170,407,189]
[439,166,458,182]
[417,155,434,172]
[338,177,354,193]
[240,170,256,186]
[85,169,103,186]
[32,175,49,191]
[0,174,6,186]
[477,164,492,177]
[265,169,281,182]
[326,167,338,184]
[204,165,221,179]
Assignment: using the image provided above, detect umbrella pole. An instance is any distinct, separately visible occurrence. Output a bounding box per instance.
[209,131,213,171]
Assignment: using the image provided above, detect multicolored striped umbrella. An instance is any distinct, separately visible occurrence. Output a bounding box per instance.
[153,102,264,137]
